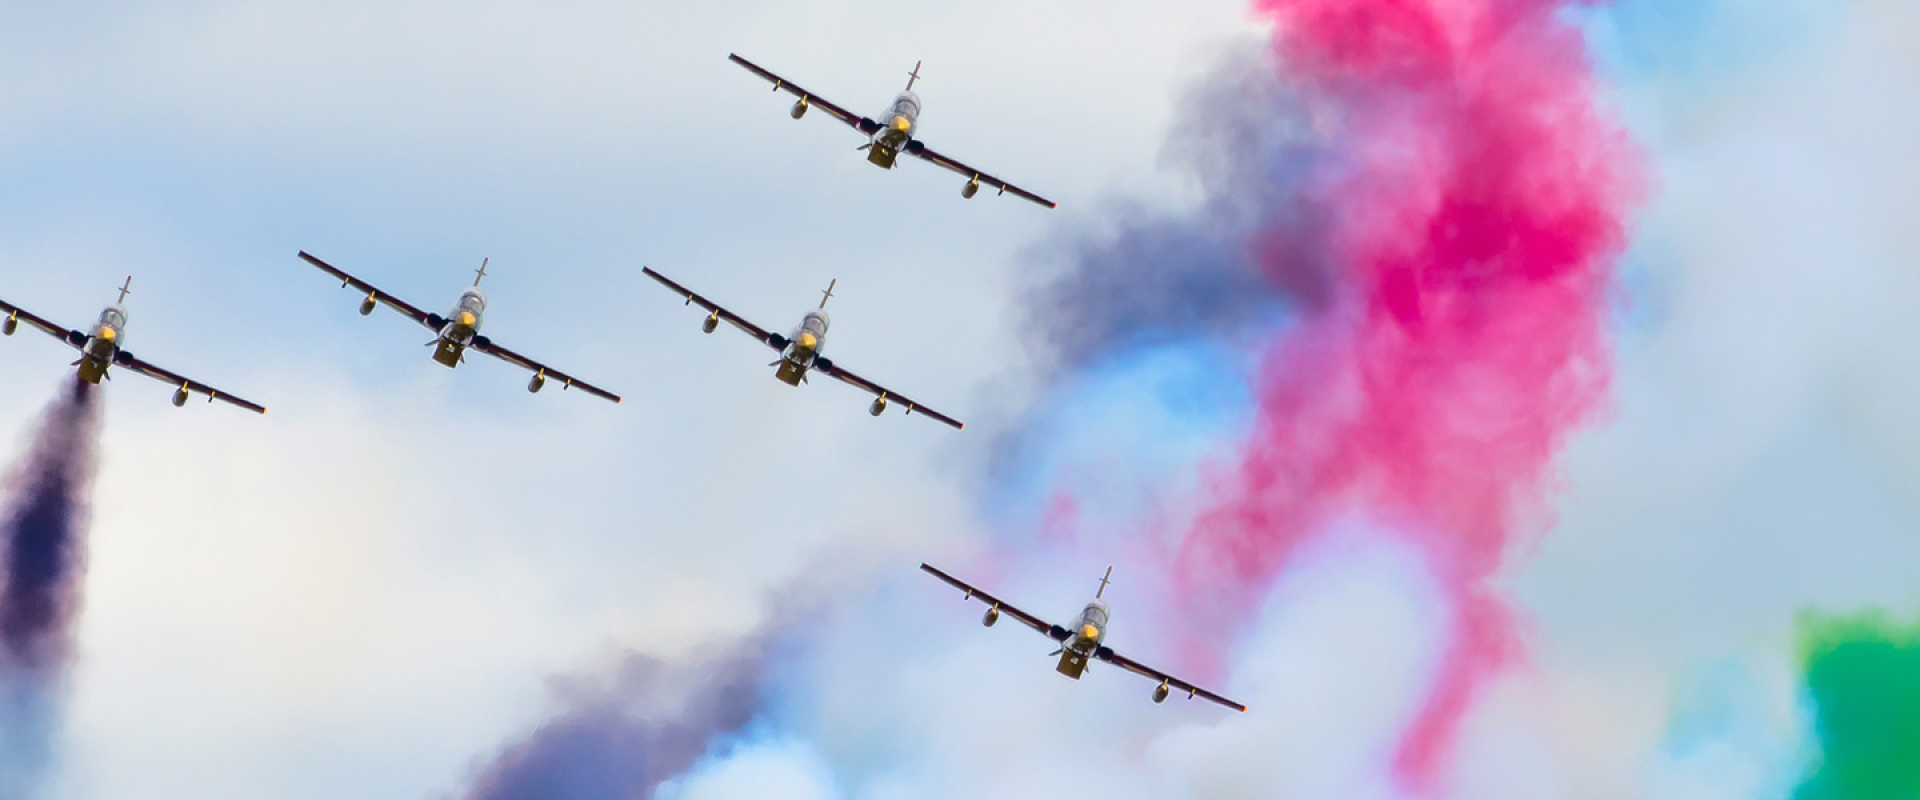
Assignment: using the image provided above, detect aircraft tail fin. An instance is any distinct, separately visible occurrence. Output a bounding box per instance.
[473,257,489,287]
[819,278,836,309]
[905,60,923,92]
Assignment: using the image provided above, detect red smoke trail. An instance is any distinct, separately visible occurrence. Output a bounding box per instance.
[1177,0,1642,789]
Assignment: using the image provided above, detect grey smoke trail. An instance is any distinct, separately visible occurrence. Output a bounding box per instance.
[459,639,771,800]
[0,377,103,796]
[1019,46,1334,378]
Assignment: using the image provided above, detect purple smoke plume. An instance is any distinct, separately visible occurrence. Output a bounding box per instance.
[459,639,770,800]
[0,377,103,795]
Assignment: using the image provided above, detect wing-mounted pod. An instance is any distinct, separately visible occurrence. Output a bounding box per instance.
[981,605,999,627]
[359,292,378,316]
[528,369,546,394]
[1153,680,1171,704]
[962,175,980,199]
[171,382,190,407]
[2,312,16,336]
[767,332,790,350]
[113,350,135,366]
[857,117,882,135]
[65,330,87,347]
[425,313,447,330]
[869,392,888,417]
[790,95,810,119]
[905,139,927,156]
[703,310,721,334]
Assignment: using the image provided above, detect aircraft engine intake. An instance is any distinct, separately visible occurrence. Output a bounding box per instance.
[359,294,378,316]
[703,311,720,334]
[528,372,546,393]
[2,314,15,335]
[962,177,980,199]
[1153,681,1171,704]
[172,386,190,407]
[790,96,810,119]
[982,606,999,627]
[869,395,887,416]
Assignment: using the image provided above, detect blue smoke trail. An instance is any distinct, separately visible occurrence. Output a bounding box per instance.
[0,377,102,797]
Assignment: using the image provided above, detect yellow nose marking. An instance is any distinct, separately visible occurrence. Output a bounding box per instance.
[97,326,116,342]
[891,115,911,132]
[797,332,818,350]
[1080,624,1099,641]
[457,311,476,327]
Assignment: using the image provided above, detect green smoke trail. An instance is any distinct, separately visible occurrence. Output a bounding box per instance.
[1793,610,1920,800]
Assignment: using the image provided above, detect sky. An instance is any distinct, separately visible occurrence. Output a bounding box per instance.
[0,1,1915,798]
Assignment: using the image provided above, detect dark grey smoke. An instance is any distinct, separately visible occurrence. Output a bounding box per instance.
[1020,45,1337,376]
[459,640,770,800]
[0,377,103,796]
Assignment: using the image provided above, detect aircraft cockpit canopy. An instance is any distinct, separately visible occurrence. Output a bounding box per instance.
[800,311,829,338]
[99,307,127,330]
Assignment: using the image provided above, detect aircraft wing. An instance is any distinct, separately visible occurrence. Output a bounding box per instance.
[116,353,267,414]
[908,144,1057,209]
[640,267,782,349]
[297,251,437,329]
[920,563,1071,642]
[1093,646,1247,712]
[0,297,84,348]
[819,362,964,430]
[470,338,622,403]
[729,54,882,135]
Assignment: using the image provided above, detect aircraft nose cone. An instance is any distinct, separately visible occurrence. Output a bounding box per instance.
[1080,624,1099,641]
[457,311,476,328]
[797,332,818,350]
[890,115,911,132]
[96,326,116,342]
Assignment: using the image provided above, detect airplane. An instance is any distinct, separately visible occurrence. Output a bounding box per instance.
[728,53,1057,209]
[296,251,621,403]
[641,267,964,430]
[920,563,1247,712]
[0,277,266,413]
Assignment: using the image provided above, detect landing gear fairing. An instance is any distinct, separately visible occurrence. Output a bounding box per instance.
[297,252,621,403]
[0,277,266,412]
[728,53,1057,210]
[920,564,1246,712]
[641,267,964,430]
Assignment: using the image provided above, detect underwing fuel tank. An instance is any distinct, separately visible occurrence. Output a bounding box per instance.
[433,339,464,367]
[1056,650,1088,680]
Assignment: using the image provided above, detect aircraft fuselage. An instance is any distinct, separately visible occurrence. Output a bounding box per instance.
[432,289,487,368]
[1055,600,1110,680]
[774,309,830,386]
[75,305,128,384]
[865,91,921,169]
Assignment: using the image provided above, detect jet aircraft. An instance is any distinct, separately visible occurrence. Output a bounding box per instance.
[641,267,963,430]
[921,563,1247,711]
[297,251,621,403]
[729,53,1057,209]
[0,277,266,413]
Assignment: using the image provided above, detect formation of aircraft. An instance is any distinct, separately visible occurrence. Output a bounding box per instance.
[0,277,266,413]
[297,251,622,403]
[1,50,1254,720]
[641,267,963,430]
[920,563,1247,712]
[730,54,1058,210]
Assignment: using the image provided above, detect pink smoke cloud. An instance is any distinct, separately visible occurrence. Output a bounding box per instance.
[1176,0,1644,790]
